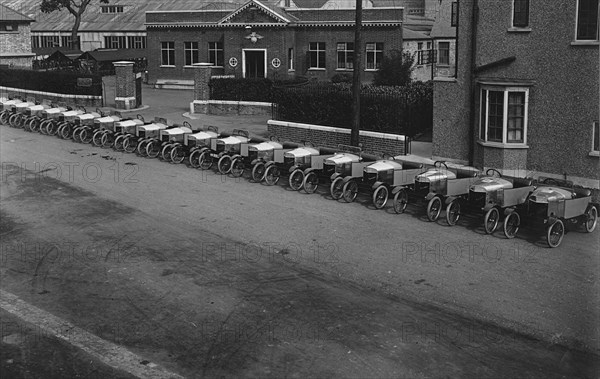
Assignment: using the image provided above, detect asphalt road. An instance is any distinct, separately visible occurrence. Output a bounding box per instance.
[1,125,599,378]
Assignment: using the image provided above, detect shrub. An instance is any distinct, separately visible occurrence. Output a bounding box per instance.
[330,73,353,84]
[372,50,415,87]
[0,67,102,96]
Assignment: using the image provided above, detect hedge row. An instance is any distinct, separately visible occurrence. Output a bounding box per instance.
[0,68,102,96]
[209,77,309,102]
[272,81,433,137]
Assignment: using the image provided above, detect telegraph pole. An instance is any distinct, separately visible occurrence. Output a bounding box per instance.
[351,0,362,146]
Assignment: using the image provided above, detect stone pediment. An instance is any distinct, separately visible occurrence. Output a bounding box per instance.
[219,0,290,24]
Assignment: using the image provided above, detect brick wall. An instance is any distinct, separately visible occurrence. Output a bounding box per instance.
[0,86,102,108]
[0,23,34,68]
[267,120,410,156]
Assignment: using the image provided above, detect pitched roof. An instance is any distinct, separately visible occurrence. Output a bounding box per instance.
[0,3,35,22]
[78,49,147,62]
[402,27,430,40]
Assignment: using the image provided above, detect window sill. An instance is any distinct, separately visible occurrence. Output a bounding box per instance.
[364,69,380,72]
[335,68,354,71]
[288,69,295,72]
[589,151,599,157]
[308,68,326,71]
[571,40,599,46]
[433,76,457,82]
[477,140,529,149]
[507,27,532,33]
[160,65,175,68]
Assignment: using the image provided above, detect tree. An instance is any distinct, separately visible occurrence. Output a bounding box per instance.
[40,0,109,50]
[372,50,415,87]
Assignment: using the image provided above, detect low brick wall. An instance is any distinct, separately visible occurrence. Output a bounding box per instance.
[267,120,410,156]
[190,100,272,116]
[0,86,102,108]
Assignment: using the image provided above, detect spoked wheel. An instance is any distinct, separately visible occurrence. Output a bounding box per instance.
[80,128,93,144]
[188,149,201,168]
[160,143,173,161]
[8,114,20,127]
[136,139,149,156]
[546,219,565,248]
[217,155,232,174]
[342,180,359,203]
[0,112,9,125]
[59,123,72,139]
[123,136,137,153]
[199,151,213,170]
[230,158,244,177]
[393,188,409,214]
[426,196,442,222]
[484,208,500,234]
[72,127,83,142]
[330,177,344,200]
[146,140,161,158]
[29,118,41,133]
[170,145,186,164]
[251,162,266,182]
[584,206,598,233]
[91,131,104,146]
[264,165,281,185]
[372,186,389,209]
[289,169,304,191]
[39,120,51,134]
[23,118,33,132]
[114,135,126,151]
[503,212,520,239]
[101,132,114,148]
[47,121,59,136]
[15,115,26,128]
[303,171,318,194]
[446,200,461,226]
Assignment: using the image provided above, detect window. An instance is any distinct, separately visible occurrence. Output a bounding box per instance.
[451,2,458,27]
[31,36,40,48]
[40,36,59,48]
[288,48,294,71]
[479,87,528,144]
[208,42,224,66]
[127,36,146,49]
[438,42,450,65]
[161,42,175,66]
[309,42,326,69]
[576,0,599,41]
[184,42,199,66]
[512,0,529,27]
[337,42,354,69]
[593,121,600,152]
[105,36,126,49]
[365,43,383,70]
[101,5,124,13]
[417,48,435,65]
[61,36,73,48]
[1,23,17,32]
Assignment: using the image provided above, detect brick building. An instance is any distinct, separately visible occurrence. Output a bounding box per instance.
[433,0,599,188]
[145,0,405,85]
[0,4,35,68]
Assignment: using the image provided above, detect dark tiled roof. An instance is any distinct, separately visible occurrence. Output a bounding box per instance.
[0,3,35,22]
[78,49,147,62]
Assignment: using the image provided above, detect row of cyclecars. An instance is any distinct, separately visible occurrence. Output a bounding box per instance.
[1,95,597,248]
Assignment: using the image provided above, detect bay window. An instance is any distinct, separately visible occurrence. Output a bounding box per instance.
[479,87,528,145]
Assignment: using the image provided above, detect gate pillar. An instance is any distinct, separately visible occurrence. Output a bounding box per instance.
[190,63,213,114]
[113,61,138,110]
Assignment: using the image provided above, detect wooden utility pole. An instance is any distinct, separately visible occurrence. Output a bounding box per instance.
[351,0,362,146]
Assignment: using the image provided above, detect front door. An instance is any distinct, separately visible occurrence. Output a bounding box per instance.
[244,50,265,79]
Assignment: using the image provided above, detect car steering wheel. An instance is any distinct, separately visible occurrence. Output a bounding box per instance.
[486,168,502,177]
[434,161,448,169]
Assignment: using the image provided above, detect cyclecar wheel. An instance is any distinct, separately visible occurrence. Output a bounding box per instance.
[484,207,500,234]
[393,188,408,214]
[546,219,565,248]
[199,151,213,170]
[264,165,280,185]
[584,206,598,233]
[503,212,520,239]
[289,169,304,191]
[230,158,244,177]
[342,180,359,203]
[217,155,232,174]
[446,200,461,226]
[372,185,389,209]
[303,171,318,194]
[426,196,442,222]
[251,162,266,182]
[330,177,344,200]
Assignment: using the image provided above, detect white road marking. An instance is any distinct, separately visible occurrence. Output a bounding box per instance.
[0,289,184,379]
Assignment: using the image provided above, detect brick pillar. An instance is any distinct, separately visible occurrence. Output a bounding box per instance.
[190,63,213,114]
[113,61,136,110]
